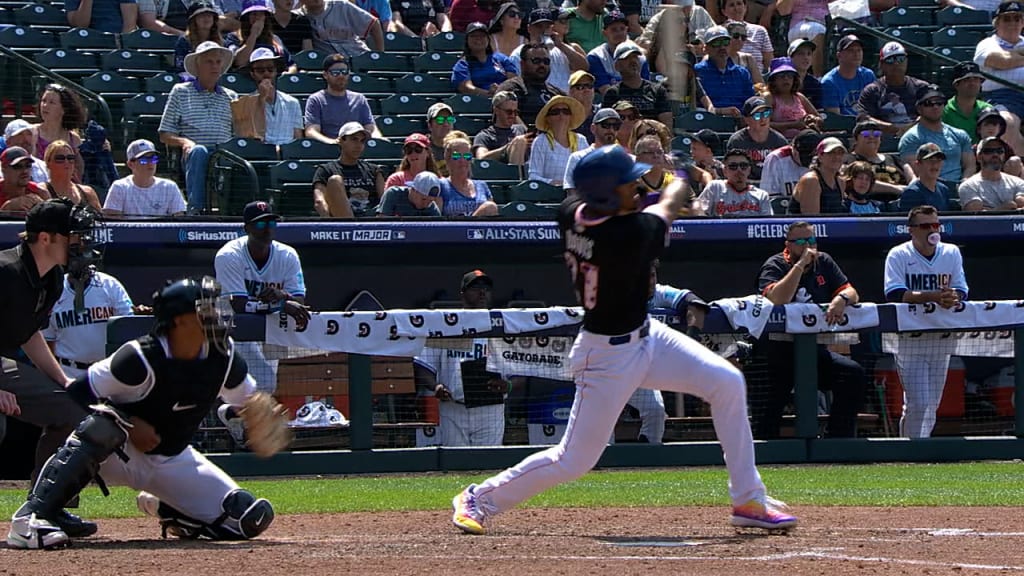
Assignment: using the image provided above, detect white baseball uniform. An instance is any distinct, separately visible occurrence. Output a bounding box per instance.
[214,236,307,394]
[884,240,969,438]
[41,272,134,379]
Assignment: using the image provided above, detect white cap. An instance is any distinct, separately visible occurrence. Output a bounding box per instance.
[879,41,907,60]
[337,121,370,139]
[127,139,158,159]
[3,119,32,139]
[249,46,280,64]
[411,171,442,197]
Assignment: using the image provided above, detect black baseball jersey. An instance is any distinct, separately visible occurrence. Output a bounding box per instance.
[78,335,253,456]
[558,197,668,335]
[0,243,64,355]
[758,250,850,304]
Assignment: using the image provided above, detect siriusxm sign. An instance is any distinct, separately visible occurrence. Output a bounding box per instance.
[178,229,241,243]
[887,222,954,237]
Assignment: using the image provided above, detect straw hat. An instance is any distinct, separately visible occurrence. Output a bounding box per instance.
[536,95,586,132]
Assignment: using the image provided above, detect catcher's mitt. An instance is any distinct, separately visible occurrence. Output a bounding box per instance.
[240,392,292,458]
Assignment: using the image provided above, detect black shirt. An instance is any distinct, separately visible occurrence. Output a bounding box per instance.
[473,123,527,154]
[275,13,314,55]
[313,159,383,216]
[558,197,667,335]
[391,0,446,35]
[0,243,63,355]
[496,77,566,128]
[758,250,849,304]
[602,79,671,121]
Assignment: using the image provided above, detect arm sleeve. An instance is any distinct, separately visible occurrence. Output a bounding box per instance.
[958,179,983,205]
[498,53,518,75]
[109,277,135,316]
[588,53,613,89]
[951,247,969,296]
[168,181,187,214]
[760,192,773,215]
[103,181,126,211]
[283,248,306,298]
[563,152,580,189]
[214,249,250,297]
[312,163,331,187]
[883,250,906,295]
[821,253,849,294]
[219,344,257,407]
[821,78,840,110]
[86,341,155,404]
[897,130,919,164]
[355,93,374,126]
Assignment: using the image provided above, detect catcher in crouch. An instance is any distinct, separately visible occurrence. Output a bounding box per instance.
[7,276,291,550]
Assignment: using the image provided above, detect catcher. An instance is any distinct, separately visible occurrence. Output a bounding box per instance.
[7,276,290,550]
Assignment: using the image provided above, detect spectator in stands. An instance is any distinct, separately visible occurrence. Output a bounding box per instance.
[304,53,382,145]
[821,34,876,117]
[174,1,223,76]
[473,91,530,165]
[439,132,499,216]
[941,0,1001,11]
[225,0,295,70]
[726,96,788,180]
[567,70,599,127]
[138,0,187,35]
[857,42,930,137]
[565,0,609,53]
[234,47,303,144]
[496,43,567,127]
[899,143,951,211]
[511,9,588,94]
[378,170,443,216]
[724,20,763,85]
[158,42,236,213]
[976,1,1024,121]
[787,38,823,110]
[427,102,455,176]
[696,149,773,216]
[529,96,589,185]
[638,2,714,72]
[634,135,678,199]
[392,0,451,37]
[65,0,138,33]
[612,100,640,151]
[959,136,1024,210]
[755,221,865,439]
[41,141,101,211]
[3,121,48,184]
[760,128,820,198]
[602,43,673,128]
[448,0,496,33]
[103,139,186,217]
[689,129,724,180]
[899,89,976,182]
[790,136,848,214]
[386,133,440,187]
[273,0,314,54]
[487,2,524,56]
[629,119,671,152]
[840,160,883,214]
[452,21,519,97]
[586,11,649,94]
[563,107,621,193]
[0,148,47,213]
[301,0,383,57]
[975,108,1024,174]
[764,58,819,139]
[718,0,773,71]
[312,122,385,217]
[30,85,86,182]
[669,51,714,114]
[943,62,992,144]
[773,0,827,76]
[694,26,754,118]
[844,120,912,199]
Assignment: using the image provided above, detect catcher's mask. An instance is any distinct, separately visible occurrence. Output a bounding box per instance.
[153,276,234,354]
[66,204,105,312]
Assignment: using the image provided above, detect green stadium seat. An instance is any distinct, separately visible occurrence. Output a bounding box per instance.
[280,138,338,160]
[60,27,117,50]
[14,3,66,27]
[0,25,58,49]
[455,116,489,134]
[145,72,180,94]
[122,93,167,142]
[425,31,465,52]
[511,180,564,203]
[33,48,99,77]
[384,31,424,53]
[347,73,392,96]
[931,46,975,62]
[219,137,279,161]
[277,73,322,97]
[932,26,988,47]
[413,51,460,74]
[771,196,791,214]
[292,49,326,71]
[499,201,557,218]
[936,5,992,25]
[821,113,856,133]
[82,71,143,97]
[886,27,933,48]
[267,160,317,216]
[472,158,520,181]
[879,7,934,27]
[352,51,411,74]
[220,71,257,94]
[0,8,12,24]
[121,28,178,52]
[675,110,736,133]
[444,93,491,115]
[378,116,427,138]
[897,0,938,6]
[101,49,166,75]
[395,72,452,95]
[361,137,403,161]
[380,94,439,117]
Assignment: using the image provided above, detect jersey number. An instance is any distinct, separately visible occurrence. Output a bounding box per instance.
[564,252,599,310]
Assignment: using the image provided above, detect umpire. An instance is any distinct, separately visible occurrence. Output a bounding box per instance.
[0,198,100,537]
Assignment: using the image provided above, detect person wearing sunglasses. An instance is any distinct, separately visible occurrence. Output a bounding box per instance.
[529,96,589,185]
[844,119,912,201]
[103,140,186,218]
[790,136,848,215]
[386,133,441,188]
[821,34,876,117]
[856,42,929,138]
[898,143,951,211]
[695,148,773,216]
[234,47,304,145]
[973,107,1024,177]
[958,136,1024,211]
[42,140,101,211]
[496,42,566,127]
[486,2,525,57]
[725,96,788,180]
[564,107,623,194]
[474,91,532,165]
[884,204,968,438]
[1,119,49,185]
[452,21,519,99]
[694,26,754,119]
[0,147,49,214]
[602,43,673,129]
[510,8,588,94]
[755,220,865,440]
[305,53,382,146]
[427,102,457,176]
[764,58,819,139]
[942,61,994,146]
[975,0,1024,121]
[898,89,976,183]
[724,20,763,86]
[439,133,498,216]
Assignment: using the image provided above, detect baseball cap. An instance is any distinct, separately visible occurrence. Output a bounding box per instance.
[240,0,272,16]
[997,0,1023,15]
[572,145,650,211]
[837,34,863,52]
[403,132,430,147]
[529,8,554,24]
[569,70,595,87]
[466,21,488,34]
[249,46,281,64]
[338,121,370,139]
[603,9,627,27]
[592,108,621,124]
[854,119,882,134]
[427,102,453,119]
[692,129,720,149]
[187,0,221,19]
[3,119,32,139]
[952,61,984,84]
[916,88,945,107]
[0,146,32,167]
[243,200,280,224]
[612,100,638,113]
[787,37,815,57]
[817,137,847,155]
[411,171,442,198]
[977,107,1007,131]
[461,269,493,291]
[979,136,1010,152]
[879,41,907,60]
[703,25,729,44]
[322,53,347,71]
[792,128,823,149]
[25,199,77,235]
[126,139,158,159]
[742,96,769,117]
[767,58,798,80]
[613,41,642,61]
[916,142,946,160]
[491,90,517,108]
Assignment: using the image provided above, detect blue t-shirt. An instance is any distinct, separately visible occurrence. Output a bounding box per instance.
[694,58,754,111]
[65,0,136,33]
[451,53,519,91]
[898,124,973,182]
[821,66,876,116]
[304,90,376,139]
[439,178,493,216]
[899,179,950,212]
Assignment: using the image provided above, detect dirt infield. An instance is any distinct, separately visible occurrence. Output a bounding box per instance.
[2,507,1023,575]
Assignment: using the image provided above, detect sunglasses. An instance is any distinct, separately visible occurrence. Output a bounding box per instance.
[434,115,456,125]
[528,57,552,65]
[731,33,747,40]
[9,163,31,170]
[911,222,941,231]
[135,155,160,165]
[506,10,520,17]
[725,162,751,170]
[498,107,519,115]
[52,154,77,163]
[1001,13,1022,20]
[980,147,1006,154]
[709,39,730,47]
[546,108,572,116]
[597,121,622,129]
[326,68,350,76]
[787,236,817,246]
[403,144,425,154]
[859,130,882,138]
[883,55,907,65]
[749,109,773,121]
[920,100,944,108]
[571,83,594,90]
[252,219,278,230]
[449,152,473,160]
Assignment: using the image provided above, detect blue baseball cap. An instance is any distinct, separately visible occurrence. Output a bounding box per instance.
[572,145,651,212]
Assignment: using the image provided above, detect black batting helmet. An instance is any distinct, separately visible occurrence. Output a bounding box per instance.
[152,276,234,354]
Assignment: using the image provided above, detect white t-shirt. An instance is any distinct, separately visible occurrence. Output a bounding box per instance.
[760,147,808,198]
[42,272,134,377]
[957,172,1024,209]
[511,39,571,93]
[103,175,187,216]
[883,240,969,298]
[974,34,1024,92]
[214,236,307,303]
[562,145,597,190]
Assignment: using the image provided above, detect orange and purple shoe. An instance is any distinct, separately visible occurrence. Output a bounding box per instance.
[731,496,798,530]
[452,484,486,535]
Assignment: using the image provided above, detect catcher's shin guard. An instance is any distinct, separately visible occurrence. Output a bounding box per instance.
[151,489,274,540]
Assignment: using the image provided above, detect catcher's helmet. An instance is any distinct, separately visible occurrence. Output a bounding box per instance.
[572,145,651,213]
[152,276,234,354]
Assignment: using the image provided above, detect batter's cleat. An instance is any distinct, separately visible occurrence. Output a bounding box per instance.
[452,484,486,535]
[7,513,71,550]
[54,509,98,538]
[731,496,798,530]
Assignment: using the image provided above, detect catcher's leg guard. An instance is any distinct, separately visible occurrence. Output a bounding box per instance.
[150,489,274,541]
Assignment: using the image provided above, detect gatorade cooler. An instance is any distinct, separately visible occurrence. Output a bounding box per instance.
[526,385,574,445]
[985,366,1016,417]
[416,395,442,447]
[880,356,965,419]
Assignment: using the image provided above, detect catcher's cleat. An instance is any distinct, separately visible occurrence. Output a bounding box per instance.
[54,509,98,538]
[7,513,71,550]
[731,496,798,530]
[452,484,486,535]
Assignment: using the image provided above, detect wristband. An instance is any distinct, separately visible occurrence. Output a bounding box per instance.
[838,293,851,304]
[244,300,270,313]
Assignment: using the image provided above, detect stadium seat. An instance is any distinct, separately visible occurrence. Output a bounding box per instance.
[361,137,403,161]
[101,49,166,75]
[931,46,975,62]
[455,116,489,135]
[472,158,521,181]
[511,180,564,203]
[280,138,338,160]
[879,7,934,27]
[380,94,439,117]
[219,137,279,161]
[60,28,117,50]
[13,3,66,27]
[898,0,940,6]
[267,160,317,216]
[886,27,933,48]
[33,48,100,77]
[352,51,411,74]
[220,72,257,94]
[676,110,735,133]
[145,72,180,94]
[413,51,460,74]
[936,5,991,25]
[821,113,856,133]
[879,135,899,153]
[932,26,988,47]
[82,71,143,97]
[395,73,452,95]
[444,93,491,115]
[121,28,178,52]
[292,49,325,71]
[122,93,167,143]
[771,196,791,214]
[499,201,557,218]
[425,31,465,53]
[378,116,427,138]
[277,73,322,97]
[347,73,392,96]
[384,31,424,53]
[0,25,58,50]
[0,8,12,24]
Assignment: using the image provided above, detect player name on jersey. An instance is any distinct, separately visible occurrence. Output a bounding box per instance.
[244,279,285,298]
[54,306,118,329]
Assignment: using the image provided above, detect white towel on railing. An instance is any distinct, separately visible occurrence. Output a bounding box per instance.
[266,313,425,356]
[499,307,585,334]
[712,295,772,338]
[392,309,493,337]
[784,302,880,334]
[893,301,1024,332]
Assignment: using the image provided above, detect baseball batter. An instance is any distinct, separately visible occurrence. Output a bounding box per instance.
[451,145,797,534]
[884,205,968,438]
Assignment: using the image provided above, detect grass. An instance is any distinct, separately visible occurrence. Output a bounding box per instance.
[2,462,1021,519]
